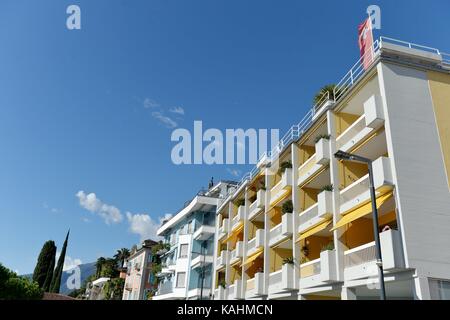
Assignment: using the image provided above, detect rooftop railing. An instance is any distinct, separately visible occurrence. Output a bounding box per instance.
[223,36,449,208]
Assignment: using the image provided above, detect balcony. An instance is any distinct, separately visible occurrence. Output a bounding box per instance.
[339,157,393,214]
[248,190,265,220]
[214,286,227,300]
[269,168,292,206]
[297,138,330,187]
[336,94,384,153]
[156,281,174,296]
[230,241,244,263]
[343,230,405,281]
[232,206,245,230]
[299,250,338,289]
[227,280,243,300]
[217,218,229,240]
[191,254,214,269]
[246,272,265,297]
[298,190,333,234]
[269,213,292,247]
[268,264,295,294]
[247,229,264,256]
[193,225,215,241]
[215,250,228,269]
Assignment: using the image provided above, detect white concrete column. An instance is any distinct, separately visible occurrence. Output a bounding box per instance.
[341,287,357,300]
[241,186,250,299]
[327,110,345,282]
[263,167,271,295]
[413,276,431,300]
[225,202,232,289]
[291,143,300,290]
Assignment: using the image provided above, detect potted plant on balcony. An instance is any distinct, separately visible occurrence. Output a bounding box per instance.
[312,84,339,108]
[234,198,245,208]
[320,184,333,192]
[278,161,292,175]
[320,242,334,252]
[314,134,331,144]
[219,280,227,289]
[281,200,293,214]
[282,257,295,265]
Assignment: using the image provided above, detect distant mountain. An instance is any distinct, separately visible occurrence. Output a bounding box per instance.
[23,262,96,295]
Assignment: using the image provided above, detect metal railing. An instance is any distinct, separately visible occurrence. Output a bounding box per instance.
[224,36,450,208]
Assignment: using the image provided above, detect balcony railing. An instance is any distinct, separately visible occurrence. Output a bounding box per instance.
[216,250,228,269]
[230,241,243,262]
[248,190,265,220]
[246,278,255,291]
[300,258,321,278]
[232,206,244,229]
[269,270,282,286]
[270,169,292,205]
[269,213,292,246]
[157,281,174,295]
[344,241,376,268]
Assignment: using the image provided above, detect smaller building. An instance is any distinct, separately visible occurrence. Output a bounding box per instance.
[122,239,159,300]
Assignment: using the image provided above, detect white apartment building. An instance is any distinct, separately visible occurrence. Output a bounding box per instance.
[153,181,237,300]
[212,36,450,300]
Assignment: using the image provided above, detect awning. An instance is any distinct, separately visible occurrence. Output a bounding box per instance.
[331,192,393,231]
[298,219,332,241]
[224,222,244,242]
[244,247,264,266]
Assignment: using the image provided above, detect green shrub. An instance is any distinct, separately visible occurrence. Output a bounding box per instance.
[281,200,293,214]
[278,161,292,175]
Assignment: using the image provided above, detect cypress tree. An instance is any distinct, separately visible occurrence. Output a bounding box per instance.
[32,240,57,289]
[42,252,55,292]
[50,230,70,293]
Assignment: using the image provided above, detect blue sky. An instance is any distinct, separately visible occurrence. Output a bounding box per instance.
[1,0,449,274]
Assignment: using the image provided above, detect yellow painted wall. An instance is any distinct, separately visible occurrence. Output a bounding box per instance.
[428,71,450,189]
[338,161,368,189]
[269,207,282,228]
[299,145,315,164]
[335,112,360,136]
[248,220,264,240]
[340,217,374,250]
[245,256,264,278]
[269,247,292,272]
[229,264,242,282]
[216,270,225,288]
[299,187,319,211]
[299,235,332,261]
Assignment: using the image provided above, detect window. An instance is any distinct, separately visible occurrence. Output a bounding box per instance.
[179,244,188,258]
[176,272,186,288]
[430,279,450,300]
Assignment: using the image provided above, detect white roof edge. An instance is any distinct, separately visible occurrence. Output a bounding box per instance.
[157,196,218,236]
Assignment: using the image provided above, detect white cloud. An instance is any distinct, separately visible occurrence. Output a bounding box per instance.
[55,252,82,271]
[81,217,90,223]
[76,191,123,224]
[126,212,173,241]
[169,106,185,115]
[143,98,160,109]
[226,168,242,177]
[151,111,177,128]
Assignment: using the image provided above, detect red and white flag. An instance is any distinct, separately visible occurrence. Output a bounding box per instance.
[358,18,374,70]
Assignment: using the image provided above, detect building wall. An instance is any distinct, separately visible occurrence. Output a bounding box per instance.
[378,62,450,281]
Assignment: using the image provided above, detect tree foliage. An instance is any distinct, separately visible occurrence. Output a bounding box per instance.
[50,230,70,293]
[103,278,124,300]
[0,263,43,300]
[32,240,56,290]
